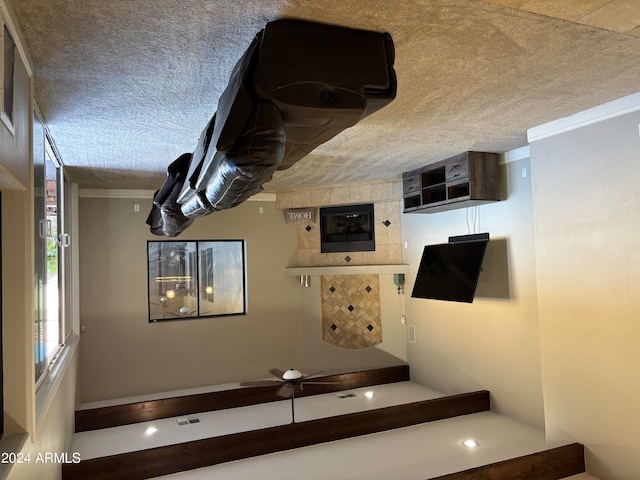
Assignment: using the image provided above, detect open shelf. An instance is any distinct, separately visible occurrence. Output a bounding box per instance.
[402,151,500,214]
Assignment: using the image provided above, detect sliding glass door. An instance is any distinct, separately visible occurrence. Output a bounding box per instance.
[34,109,68,387]
[33,110,48,382]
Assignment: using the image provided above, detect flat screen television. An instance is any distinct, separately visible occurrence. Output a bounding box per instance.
[411,234,489,303]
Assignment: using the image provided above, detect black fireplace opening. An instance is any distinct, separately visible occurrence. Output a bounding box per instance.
[320,204,375,253]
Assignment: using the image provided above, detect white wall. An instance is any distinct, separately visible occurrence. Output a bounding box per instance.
[401,156,545,429]
[529,103,640,480]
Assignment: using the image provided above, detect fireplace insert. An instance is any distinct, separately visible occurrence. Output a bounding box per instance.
[320,204,375,253]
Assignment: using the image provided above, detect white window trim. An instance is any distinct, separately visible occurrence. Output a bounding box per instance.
[35,332,79,426]
[31,111,80,432]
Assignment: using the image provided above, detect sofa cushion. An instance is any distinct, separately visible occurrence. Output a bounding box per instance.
[180,99,285,218]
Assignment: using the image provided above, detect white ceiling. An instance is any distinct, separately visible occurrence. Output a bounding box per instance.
[9,0,640,190]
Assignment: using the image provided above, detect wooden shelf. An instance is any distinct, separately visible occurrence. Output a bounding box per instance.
[402,151,500,213]
[285,264,410,276]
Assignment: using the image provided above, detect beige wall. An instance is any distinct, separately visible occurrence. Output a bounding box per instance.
[8,350,78,480]
[1,9,32,436]
[401,157,545,429]
[530,109,640,479]
[77,196,302,402]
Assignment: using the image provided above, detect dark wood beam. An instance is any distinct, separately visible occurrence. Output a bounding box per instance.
[63,390,489,480]
[430,443,585,480]
[75,365,410,432]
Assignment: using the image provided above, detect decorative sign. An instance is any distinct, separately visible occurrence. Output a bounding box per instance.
[284,207,316,224]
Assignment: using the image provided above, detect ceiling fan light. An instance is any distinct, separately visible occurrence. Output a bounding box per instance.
[282,368,303,380]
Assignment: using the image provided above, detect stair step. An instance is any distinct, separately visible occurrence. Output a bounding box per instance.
[63,390,490,480]
[562,474,601,479]
[75,365,410,432]
[430,443,585,480]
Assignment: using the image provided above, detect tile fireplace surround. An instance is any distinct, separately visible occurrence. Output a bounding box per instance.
[275,181,403,267]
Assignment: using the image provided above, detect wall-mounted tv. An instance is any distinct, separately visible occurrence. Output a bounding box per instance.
[411,233,489,303]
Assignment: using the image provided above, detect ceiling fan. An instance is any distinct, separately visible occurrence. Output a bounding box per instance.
[240,368,338,423]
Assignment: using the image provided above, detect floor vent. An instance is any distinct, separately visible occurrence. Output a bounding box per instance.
[336,392,357,399]
[176,416,201,426]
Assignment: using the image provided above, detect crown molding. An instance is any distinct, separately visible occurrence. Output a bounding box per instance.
[79,189,155,199]
[527,91,640,143]
[500,145,530,164]
[79,189,276,202]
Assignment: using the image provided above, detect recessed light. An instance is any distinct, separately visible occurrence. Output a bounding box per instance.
[461,439,478,448]
[364,391,374,399]
[145,426,158,436]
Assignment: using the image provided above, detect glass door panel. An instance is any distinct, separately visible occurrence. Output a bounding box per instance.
[34,111,46,381]
[34,111,64,386]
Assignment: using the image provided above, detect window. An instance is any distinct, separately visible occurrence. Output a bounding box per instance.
[1,23,15,132]
[34,110,70,388]
[148,240,246,322]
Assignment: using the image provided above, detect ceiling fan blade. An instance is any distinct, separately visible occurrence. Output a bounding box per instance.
[300,380,340,385]
[239,380,282,388]
[269,368,286,379]
[276,383,295,398]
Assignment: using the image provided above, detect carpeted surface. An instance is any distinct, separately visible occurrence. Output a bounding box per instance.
[8,0,640,189]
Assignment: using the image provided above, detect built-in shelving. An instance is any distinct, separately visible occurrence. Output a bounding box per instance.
[402,151,500,213]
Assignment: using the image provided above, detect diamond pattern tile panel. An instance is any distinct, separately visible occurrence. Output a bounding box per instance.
[321,274,382,349]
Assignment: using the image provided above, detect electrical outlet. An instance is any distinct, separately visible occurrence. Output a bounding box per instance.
[134,204,140,212]
[522,167,527,178]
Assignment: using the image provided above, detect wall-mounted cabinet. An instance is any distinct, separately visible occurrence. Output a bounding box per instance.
[402,151,500,213]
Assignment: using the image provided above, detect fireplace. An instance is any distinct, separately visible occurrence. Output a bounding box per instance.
[319,204,375,253]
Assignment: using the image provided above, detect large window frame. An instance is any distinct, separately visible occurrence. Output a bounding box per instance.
[147,240,247,322]
[34,108,72,391]
[1,18,15,134]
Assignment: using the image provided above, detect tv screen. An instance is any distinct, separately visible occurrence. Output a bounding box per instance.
[411,238,488,303]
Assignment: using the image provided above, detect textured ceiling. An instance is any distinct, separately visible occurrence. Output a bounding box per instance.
[9,0,640,191]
